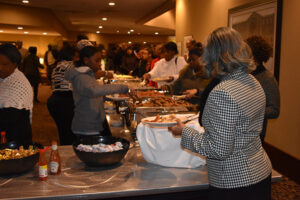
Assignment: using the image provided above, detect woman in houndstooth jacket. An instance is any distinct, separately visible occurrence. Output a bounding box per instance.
[170,27,272,200]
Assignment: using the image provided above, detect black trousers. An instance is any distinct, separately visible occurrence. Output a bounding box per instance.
[209,174,271,200]
[0,108,32,145]
[26,75,40,101]
[47,91,75,145]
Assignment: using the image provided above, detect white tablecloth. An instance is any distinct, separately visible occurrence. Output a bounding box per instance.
[136,115,206,168]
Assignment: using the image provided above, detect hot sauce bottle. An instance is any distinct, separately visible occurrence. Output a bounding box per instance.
[0,131,7,144]
[38,148,48,181]
[49,141,61,175]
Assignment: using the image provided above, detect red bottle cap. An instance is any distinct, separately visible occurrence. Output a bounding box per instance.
[1,131,6,136]
[39,147,50,153]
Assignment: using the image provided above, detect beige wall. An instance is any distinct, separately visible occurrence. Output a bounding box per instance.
[176,0,300,159]
[0,33,63,57]
[82,33,172,48]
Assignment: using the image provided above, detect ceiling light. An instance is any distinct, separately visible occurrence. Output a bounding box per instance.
[137,33,141,35]
[108,2,115,6]
[24,31,29,34]
[128,41,132,44]
[102,17,108,21]
[143,41,147,44]
[43,32,47,35]
[127,31,130,34]
[0,30,3,33]
[22,0,29,4]
[98,26,103,29]
[17,26,23,30]
[155,32,159,35]
[130,29,134,32]
[96,31,100,34]
[116,30,119,33]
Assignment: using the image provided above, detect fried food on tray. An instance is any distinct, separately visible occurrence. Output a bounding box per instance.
[136,96,190,107]
[0,146,39,160]
[136,90,164,98]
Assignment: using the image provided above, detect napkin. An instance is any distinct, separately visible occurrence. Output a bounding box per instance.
[136,114,206,168]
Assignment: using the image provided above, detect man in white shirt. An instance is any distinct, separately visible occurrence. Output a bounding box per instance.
[144,42,186,88]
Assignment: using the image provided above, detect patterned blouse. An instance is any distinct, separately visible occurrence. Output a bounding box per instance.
[181,69,272,188]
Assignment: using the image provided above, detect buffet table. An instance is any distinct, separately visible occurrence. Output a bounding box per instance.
[0,145,282,200]
[0,111,282,200]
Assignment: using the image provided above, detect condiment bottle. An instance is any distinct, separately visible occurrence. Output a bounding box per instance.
[0,131,7,144]
[38,148,49,181]
[49,141,61,175]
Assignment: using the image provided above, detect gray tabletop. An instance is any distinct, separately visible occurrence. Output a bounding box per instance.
[0,112,282,200]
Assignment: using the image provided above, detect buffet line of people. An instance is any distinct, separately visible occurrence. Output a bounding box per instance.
[0,27,280,199]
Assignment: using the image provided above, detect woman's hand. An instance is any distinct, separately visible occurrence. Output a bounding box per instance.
[166,76,174,83]
[143,73,151,81]
[161,85,169,93]
[183,89,198,99]
[106,71,114,79]
[168,118,186,137]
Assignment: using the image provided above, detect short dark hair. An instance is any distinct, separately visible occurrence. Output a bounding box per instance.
[76,45,99,67]
[58,45,77,61]
[245,36,272,64]
[189,47,203,57]
[164,42,178,54]
[77,34,88,41]
[29,46,37,55]
[0,43,22,65]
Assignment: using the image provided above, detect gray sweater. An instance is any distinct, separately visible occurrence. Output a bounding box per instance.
[65,66,128,133]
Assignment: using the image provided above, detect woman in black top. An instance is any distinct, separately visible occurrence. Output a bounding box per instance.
[246,36,280,142]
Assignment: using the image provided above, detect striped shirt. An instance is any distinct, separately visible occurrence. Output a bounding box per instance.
[51,61,73,92]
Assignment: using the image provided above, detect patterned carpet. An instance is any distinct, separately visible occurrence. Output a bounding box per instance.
[32,84,300,200]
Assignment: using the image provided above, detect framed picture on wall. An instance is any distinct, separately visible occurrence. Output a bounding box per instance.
[228,0,283,82]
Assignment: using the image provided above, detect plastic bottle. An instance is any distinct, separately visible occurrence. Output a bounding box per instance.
[0,131,7,144]
[49,141,61,175]
[38,148,49,181]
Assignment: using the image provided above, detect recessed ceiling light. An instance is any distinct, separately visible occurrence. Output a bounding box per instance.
[116,30,119,33]
[98,26,103,29]
[96,31,100,34]
[0,30,3,33]
[127,31,130,34]
[130,29,134,32]
[24,31,29,34]
[102,17,108,21]
[43,32,47,35]
[108,2,115,6]
[17,26,23,30]
[143,41,147,44]
[128,41,132,44]
[22,0,29,4]
[155,32,159,35]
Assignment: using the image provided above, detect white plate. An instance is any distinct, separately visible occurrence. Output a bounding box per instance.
[106,94,129,101]
[141,115,188,127]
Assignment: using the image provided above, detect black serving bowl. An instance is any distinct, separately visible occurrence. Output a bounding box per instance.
[73,136,130,167]
[0,141,43,176]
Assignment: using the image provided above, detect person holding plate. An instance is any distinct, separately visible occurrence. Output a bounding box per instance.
[169,27,272,200]
[143,42,186,88]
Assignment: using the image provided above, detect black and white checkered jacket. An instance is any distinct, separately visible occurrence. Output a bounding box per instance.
[181,69,272,189]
